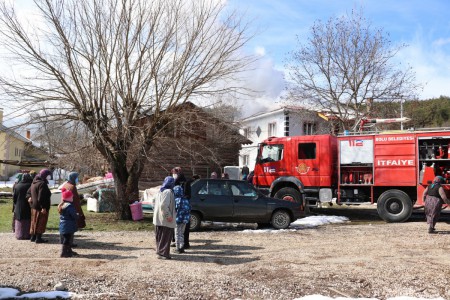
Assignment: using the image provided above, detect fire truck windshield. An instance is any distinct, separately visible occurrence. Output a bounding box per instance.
[259,144,284,163]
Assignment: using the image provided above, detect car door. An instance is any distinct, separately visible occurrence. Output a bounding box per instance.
[193,180,233,221]
[229,181,269,222]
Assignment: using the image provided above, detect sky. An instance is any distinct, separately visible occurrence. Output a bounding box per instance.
[227,0,450,116]
[2,0,450,125]
[0,215,444,299]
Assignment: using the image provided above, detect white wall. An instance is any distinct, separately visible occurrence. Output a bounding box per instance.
[239,109,295,172]
[238,108,329,172]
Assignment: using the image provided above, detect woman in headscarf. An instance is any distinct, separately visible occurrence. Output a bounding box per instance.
[58,172,85,250]
[13,173,32,240]
[153,176,176,259]
[27,169,52,243]
[11,173,23,233]
[423,176,450,233]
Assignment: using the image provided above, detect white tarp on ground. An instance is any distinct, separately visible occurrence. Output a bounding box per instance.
[50,178,114,205]
[141,185,161,212]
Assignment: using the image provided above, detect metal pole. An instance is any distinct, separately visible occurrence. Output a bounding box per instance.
[400,99,404,130]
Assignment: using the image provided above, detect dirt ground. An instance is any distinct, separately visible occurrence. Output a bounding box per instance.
[1,205,450,300]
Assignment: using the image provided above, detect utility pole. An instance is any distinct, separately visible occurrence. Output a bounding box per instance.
[400,99,404,130]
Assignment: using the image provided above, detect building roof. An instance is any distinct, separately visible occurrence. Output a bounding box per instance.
[0,124,31,144]
[0,159,54,167]
[239,105,310,122]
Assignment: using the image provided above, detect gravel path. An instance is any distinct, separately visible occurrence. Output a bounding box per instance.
[1,216,450,299]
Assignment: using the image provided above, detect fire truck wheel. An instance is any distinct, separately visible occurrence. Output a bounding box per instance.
[377,190,412,223]
[189,212,202,231]
[271,210,292,229]
[274,187,301,203]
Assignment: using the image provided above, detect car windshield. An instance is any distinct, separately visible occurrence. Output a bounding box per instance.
[229,181,258,197]
[197,181,231,196]
[197,180,258,197]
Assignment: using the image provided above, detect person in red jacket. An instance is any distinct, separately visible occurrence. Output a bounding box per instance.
[59,172,86,248]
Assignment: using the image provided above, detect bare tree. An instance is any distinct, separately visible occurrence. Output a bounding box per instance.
[0,0,254,219]
[31,117,107,178]
[285,9,420,131]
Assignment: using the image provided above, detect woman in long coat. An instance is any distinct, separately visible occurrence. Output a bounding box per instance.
[11,173,23,233]
[153,176,176,259]
[423,175,450,233]
[13,173,33,240]
[27,169,52,243]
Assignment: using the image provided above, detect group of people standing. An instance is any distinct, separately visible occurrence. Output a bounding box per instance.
[13,169,52,243]
[153,167,199,260]
[12,169,86,257]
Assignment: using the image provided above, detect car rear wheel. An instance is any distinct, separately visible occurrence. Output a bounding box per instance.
[189,212,202,231]
[271,210,291,229]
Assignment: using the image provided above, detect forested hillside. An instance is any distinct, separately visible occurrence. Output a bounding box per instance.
[372,96,450,129]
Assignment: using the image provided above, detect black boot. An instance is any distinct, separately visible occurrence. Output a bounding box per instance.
[30,235,36,242]
[60,244,72,258]
[70,246,79,256]
[35,234,48,243]
[70,234,77,247]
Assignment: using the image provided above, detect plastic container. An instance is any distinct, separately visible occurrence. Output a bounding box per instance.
[129,202,143,221]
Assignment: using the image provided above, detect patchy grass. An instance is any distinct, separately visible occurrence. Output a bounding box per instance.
[0,198,154,233]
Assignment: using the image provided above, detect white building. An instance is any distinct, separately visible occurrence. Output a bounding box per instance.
[238,106,329,172]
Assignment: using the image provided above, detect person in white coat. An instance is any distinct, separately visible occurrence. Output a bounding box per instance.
[153,176,176,259]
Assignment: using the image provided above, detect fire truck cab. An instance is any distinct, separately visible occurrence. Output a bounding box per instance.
[253,129,450,222]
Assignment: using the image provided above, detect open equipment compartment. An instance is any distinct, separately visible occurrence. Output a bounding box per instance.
[418,136,450,185]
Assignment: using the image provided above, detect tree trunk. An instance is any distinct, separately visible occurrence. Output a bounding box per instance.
[110,156,144,220]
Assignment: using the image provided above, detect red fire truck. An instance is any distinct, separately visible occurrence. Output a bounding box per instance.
[252,128,450,222]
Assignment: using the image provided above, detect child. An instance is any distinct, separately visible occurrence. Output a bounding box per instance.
[58,188,78,258]
[173,186,191,253]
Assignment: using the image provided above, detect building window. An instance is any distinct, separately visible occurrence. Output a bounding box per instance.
[303,122,316,135]
[242,155,249,166]
[268,122,277,137]
[243,127,250,138]
[284,115,290,137]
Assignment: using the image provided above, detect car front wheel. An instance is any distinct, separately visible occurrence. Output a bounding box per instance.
[271,210,291,229]
[189,212,202,231]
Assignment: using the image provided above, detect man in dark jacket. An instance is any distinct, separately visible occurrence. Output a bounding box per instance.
[183,174,200,249]
[27,169,52,243]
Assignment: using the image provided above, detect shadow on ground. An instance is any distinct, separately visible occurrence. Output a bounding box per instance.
[311,204,450,225]
[166,238,263,265]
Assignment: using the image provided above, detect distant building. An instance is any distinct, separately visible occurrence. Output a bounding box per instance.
[238,106,329,172]
[137,102,251,188]
[0,109,31,180]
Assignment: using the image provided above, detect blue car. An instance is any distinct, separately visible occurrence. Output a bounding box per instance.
[189,179,305,231]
